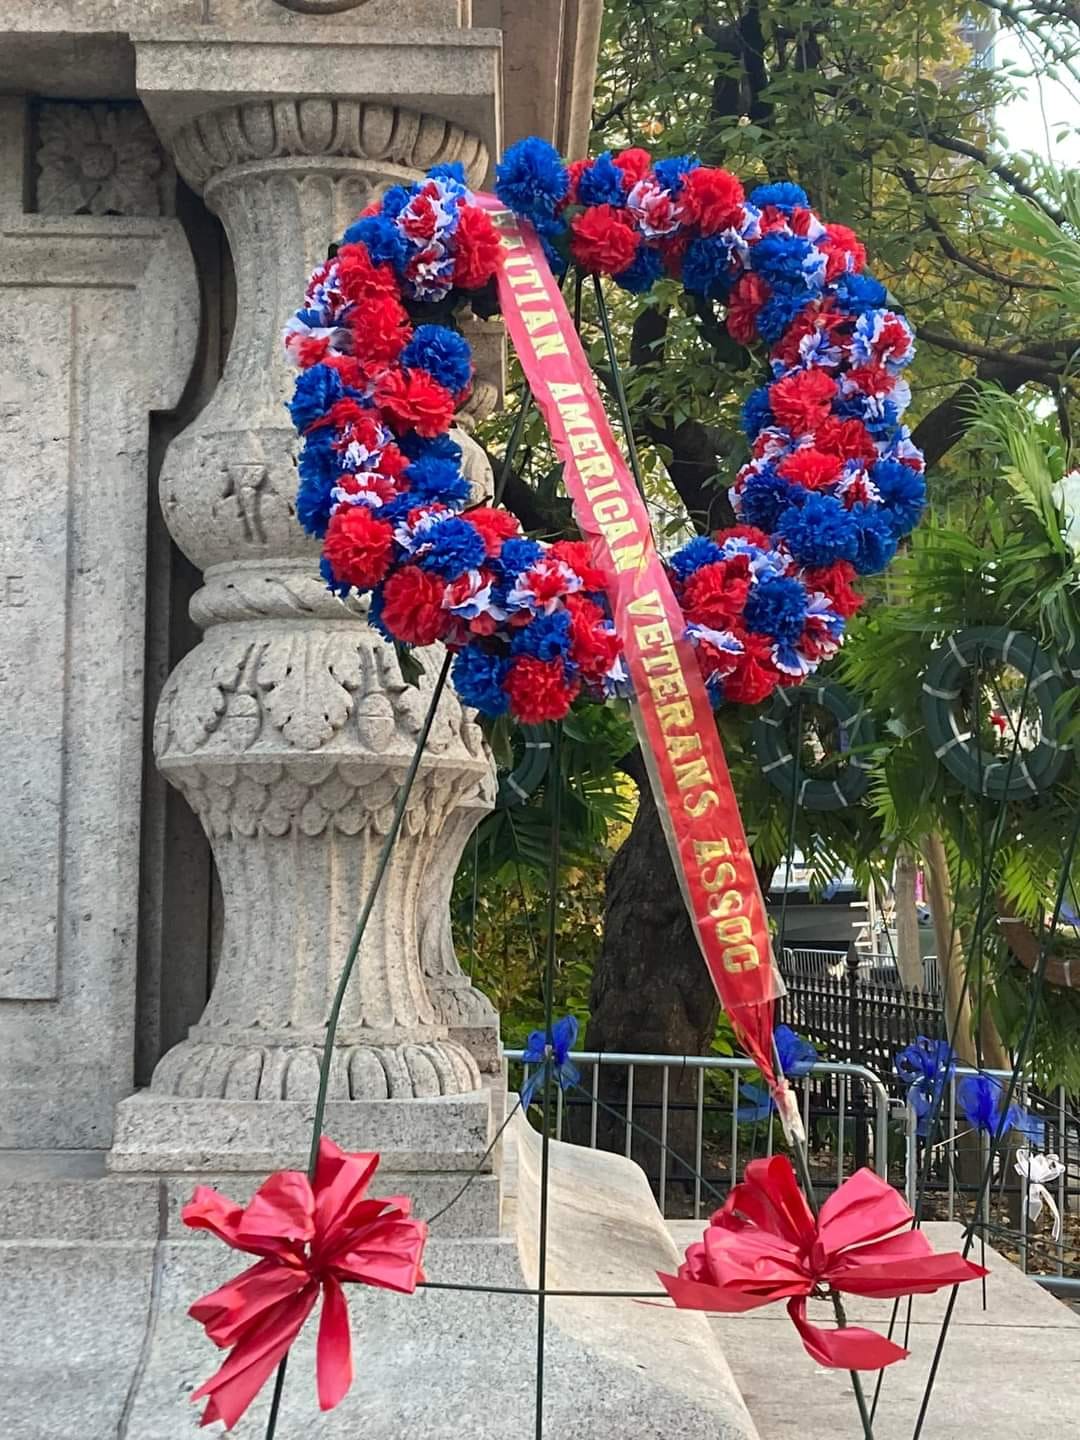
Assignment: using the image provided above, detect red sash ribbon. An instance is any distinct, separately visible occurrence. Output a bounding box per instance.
[479,198,785,1095]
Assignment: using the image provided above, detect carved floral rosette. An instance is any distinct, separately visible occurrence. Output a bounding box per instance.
[150,100,500,1100]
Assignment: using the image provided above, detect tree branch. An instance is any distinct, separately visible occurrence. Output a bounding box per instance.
[925,130,1066,224]
[918,326,1080,371]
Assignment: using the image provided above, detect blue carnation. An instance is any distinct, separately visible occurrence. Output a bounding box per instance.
[738,468,800,531]
[756,286,813,343]
[654,155,699,193]
[288,364,344,434]
[497,537,544,576]
[872,460,925,535]
[742,385,775,440]
[417,517,487,578]
[775,492,858,566]
[682,235,739,299]
[511,610,574,661]
[849,502,898,574]
[833,272,887,314]
[377,186,412,220]
[535,216,569,277]
[320,552,352,599]
[401,325,473,393]
[343,214,407,268]
[367,586,397,644]
[406,454,470,508]
[744,575,808,643]
[297,475,337,539]
[401,431,463,465]
[428,161,467,185]
[750,232,815,288]
[495,136,569,220]
[668,535,724,581]
[452,648,511,717]
[749,181,810,212]
[577,151,627,207]
[614,243,664,294]
[298,426,341,492]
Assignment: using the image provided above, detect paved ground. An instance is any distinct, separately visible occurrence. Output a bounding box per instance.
[667,1218,1080,1439]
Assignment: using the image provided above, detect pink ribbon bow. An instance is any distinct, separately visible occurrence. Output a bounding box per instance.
[182,1137,427,1428]
[658,1155,986,1369]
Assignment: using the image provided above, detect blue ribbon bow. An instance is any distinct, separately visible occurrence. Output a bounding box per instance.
[520,1015,581,1110]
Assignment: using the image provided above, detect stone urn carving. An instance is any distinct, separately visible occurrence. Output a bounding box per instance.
[150,99,500,1101]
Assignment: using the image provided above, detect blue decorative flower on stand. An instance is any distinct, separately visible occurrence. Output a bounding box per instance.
[957,1072,1044,1147]
[736,1024,817,1122]
[520,1015,581,1110]
[894,1036,956,1137]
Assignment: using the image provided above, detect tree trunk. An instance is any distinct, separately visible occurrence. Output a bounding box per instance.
[921,832,1009,1069]
[582,764,720,1212]
[894,844,924,990]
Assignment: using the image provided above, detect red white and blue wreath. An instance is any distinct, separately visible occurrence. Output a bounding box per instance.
[284,139,925,724]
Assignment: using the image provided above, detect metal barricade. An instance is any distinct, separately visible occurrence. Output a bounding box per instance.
[505,1049,892,1219]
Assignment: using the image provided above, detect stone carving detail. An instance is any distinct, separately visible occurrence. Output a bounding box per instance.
[273,0,371,12]
[35,103,173,216]
[150,99,500,1102]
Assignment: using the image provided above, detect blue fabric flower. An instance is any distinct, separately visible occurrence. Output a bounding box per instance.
[298,462,339,539]
[744,575,808,643]
[849,502,898,574]
[682,234,739,299]
[510,609,573,661]
[750,232,815,288]
[756,286,813,343]
[401,431,463,465]
[520,1015,580,1109]
[775,492,858,566]
[452,647,510,716]
[342,214,408,268]
[654,155,699,193]
[833,272,888,314]
[737,1025,817,1121]
[320,552,352,599]
[400,325,473,394]
[297,425,341,497]
[495,136,569,219]
[428,161,468,185]
[872,460,925,535]
[741,385,775,440]
[376,185,412,221]
[738,468,801,531]
[668,535,725,581]
[288,364,345,433]
[497,536,544,577]
[367,586,397,644]
[614,243,664,294]
[895,1037,955,1138]
[405,454,470,508]
[417,517,487,578]
[957,1073,1044,1146]
[749,181,810,212]
[577,151,627,207]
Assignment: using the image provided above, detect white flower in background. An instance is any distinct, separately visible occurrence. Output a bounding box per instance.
[1013,1149,1066,1240]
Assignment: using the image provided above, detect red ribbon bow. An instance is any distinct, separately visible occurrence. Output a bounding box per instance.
[182,1137,427,1429]
[658,1155,986,1369]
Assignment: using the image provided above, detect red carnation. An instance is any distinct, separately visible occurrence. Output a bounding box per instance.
[820,223,866,282]
[292,334,332,368]
[375,368,456,438]
[380,566,448,646]
[503,656,579,724]
[569,205,640,275]
[350,293,411,364]
[566,595,621,683]
[563,158,590,208]
[848,365,895,398]
[613,147,653,189]
[453,205,503,290]
[727,273,771,345]
[769,368,838,435]
[682,558,752,632]
[659,230,690,277]
[322,507,394,591]
[335,243,399,302]
[467,506,522,556]
[777,448,843,490]
[682,167,745,235]
[550,539,607,591]
[717,523,774,550]
[757,205,790,235]
[770,303,845,370]
[802,560,863,618]
[815,416,878,467]
[315,398,369,434]
[724,631,780,705]
[323,354,365,389]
